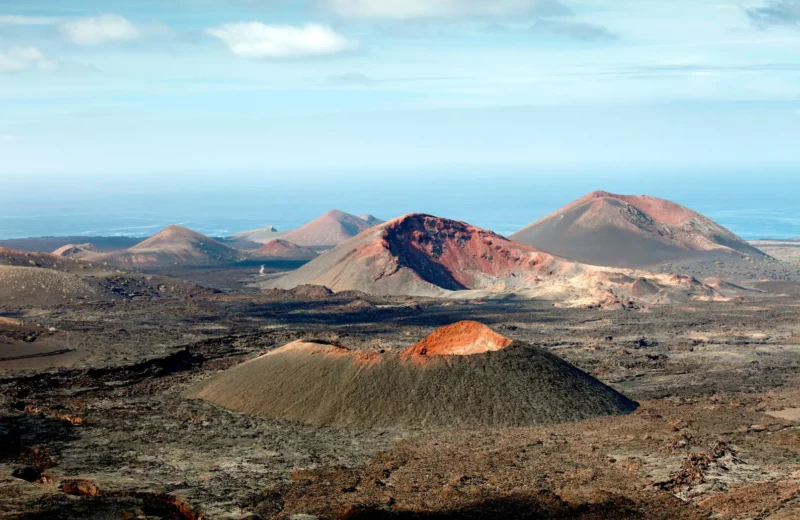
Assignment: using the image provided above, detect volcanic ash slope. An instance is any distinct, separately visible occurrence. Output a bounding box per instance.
[261,213,742,306]
[87,225,239,268]
[510,190,771,268]
[250,239,319,261]
[52,243,103,259]
[0,266,96,305]
[184,321,638,429]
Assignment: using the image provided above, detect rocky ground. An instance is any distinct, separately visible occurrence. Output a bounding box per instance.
[1,267,799,519]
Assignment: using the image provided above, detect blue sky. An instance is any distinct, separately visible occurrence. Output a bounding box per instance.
[1,0,799,178]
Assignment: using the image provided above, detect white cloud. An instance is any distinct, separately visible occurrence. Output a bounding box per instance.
[323,0,570,19]
[207,23,357,59]
[0,46,54,73]
[59,14,141,46]
[0,14,58,25]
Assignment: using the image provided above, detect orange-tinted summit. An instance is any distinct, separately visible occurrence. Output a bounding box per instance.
[402,321,512,357]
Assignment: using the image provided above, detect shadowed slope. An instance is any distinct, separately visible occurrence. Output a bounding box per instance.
[510,191,771,268]
[262,214,741,306]
[185,323,637,428]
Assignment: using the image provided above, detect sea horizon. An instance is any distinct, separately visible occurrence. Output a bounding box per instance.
[1,170,799,241]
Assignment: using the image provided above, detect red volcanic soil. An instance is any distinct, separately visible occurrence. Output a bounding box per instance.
[252,239,318,261]
[263,214,740,305]
[266,213,569,297]
[281,210,376,247]
[510,191,771,268]
[402,321,513,357]
[87,225,239,268]
[184,325,638,428]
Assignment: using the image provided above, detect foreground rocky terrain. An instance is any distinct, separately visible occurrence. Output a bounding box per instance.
[1,269,799,519]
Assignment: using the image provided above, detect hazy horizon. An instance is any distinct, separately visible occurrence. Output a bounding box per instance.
[2,1,799,241]
[2,169,799,241]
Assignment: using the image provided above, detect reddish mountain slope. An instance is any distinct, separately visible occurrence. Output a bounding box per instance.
[281,210,375,247]
[263,214,740,307]
[251,239,318,261]
[510,191,771,268]
[87,225,239,268]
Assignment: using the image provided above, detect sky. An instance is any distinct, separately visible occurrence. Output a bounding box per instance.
[1,0,800,178]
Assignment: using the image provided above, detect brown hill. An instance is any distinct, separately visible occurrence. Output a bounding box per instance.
[0,247,209,304]
[510,191,771,268]
[184,322,638,428]
[52,243,102,259]
[262,214,740,307]
[0,247,103,273]
[281,210,375,247]
[0,266,97,305]
[251,239,318,261]
[87,225,239,268]
[230,225,285,244]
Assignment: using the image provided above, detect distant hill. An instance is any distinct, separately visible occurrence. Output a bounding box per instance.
[230,225,285,245]
[358,214,384,227]
[87,225,239,268]
[510,191,772,268]
[280,210,376,247]
[52,243,102,259]
[0,236,140,254]
[262,214,743,308]
[0,246,206,305]
[251,239,319,261]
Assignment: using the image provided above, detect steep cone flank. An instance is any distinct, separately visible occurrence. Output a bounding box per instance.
[265,214,568,297]
[253,239,318,261]
[510,191,771,268]
[184,324,638,428]
[402,321,513,357]
[281,209,376,247]
[87,225,239,268]
[262,214,738,306]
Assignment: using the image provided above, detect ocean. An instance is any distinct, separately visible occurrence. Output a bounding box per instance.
[1,170,798,240]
